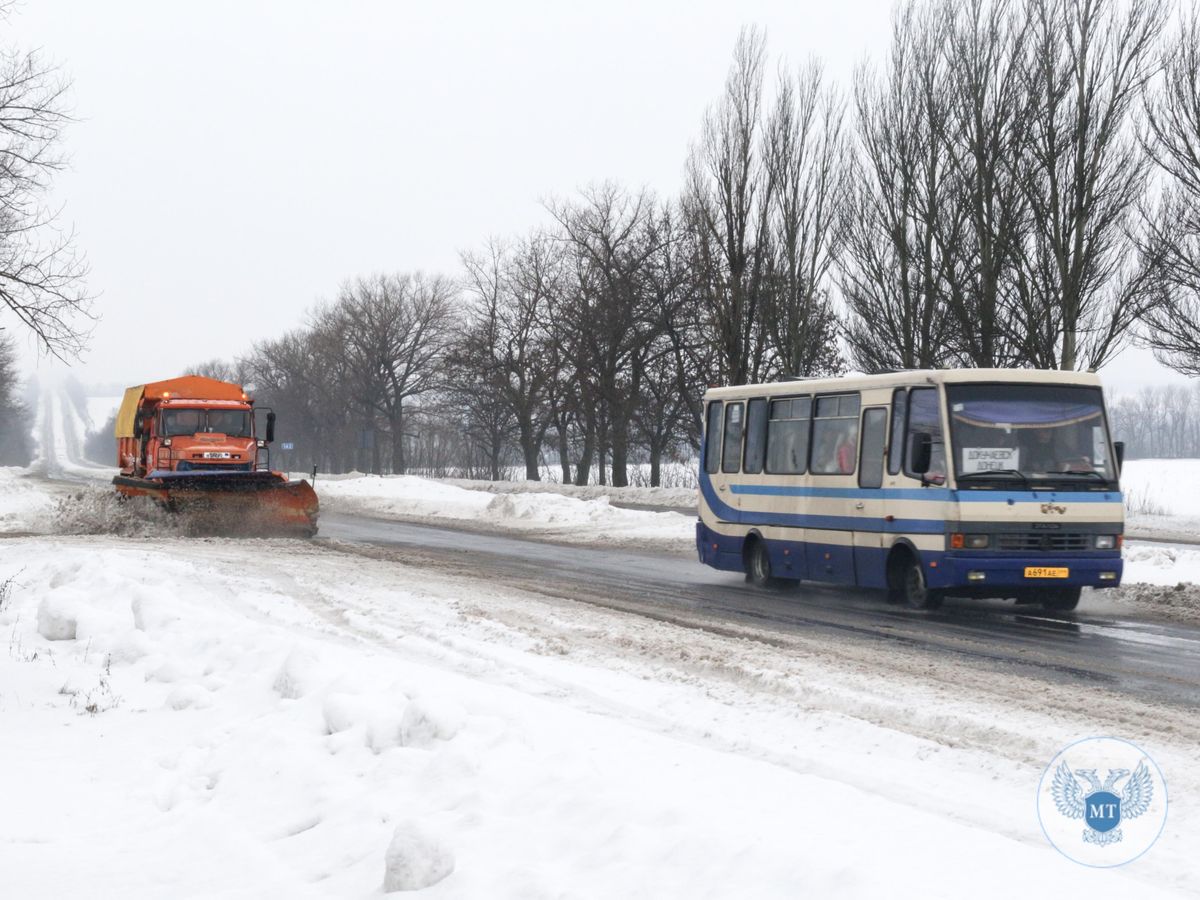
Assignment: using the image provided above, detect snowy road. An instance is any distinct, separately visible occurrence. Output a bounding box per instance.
[318,513,1200,711]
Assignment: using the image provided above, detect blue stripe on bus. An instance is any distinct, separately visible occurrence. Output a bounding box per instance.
[700,471,945,533]
[727,484,1121,504]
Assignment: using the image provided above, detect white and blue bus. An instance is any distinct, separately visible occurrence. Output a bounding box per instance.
[697,369,1124,610]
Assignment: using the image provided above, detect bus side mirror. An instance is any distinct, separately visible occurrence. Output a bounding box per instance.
[911,432,932,475]
[1114,440,1125,474]
[266,412,276,444]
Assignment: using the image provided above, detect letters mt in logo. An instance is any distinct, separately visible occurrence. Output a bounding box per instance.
[1051,760,1154,847]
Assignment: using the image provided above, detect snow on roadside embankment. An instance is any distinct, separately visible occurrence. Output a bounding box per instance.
[436,476,697,510]
[315,474,695,553]
[1122,459,1200,540]
[1,536,1195,898]
[0,467,56,533]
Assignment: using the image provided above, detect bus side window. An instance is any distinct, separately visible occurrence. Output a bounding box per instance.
[765,397,811,474]
[888,389,907,475]
[743,398,768,474]
[811,394,861,475]
[904,388,944,479]
[704,401,723,475]
[859,408,888,489]
[722,402,745,473]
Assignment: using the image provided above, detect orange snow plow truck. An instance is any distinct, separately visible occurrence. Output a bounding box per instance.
[112,375,319,536]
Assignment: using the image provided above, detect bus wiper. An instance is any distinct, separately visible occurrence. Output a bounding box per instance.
[957,469,1032,488]
[1046,469,1108,482]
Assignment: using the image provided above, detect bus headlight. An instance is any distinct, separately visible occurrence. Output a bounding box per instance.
[1095,535,1117,550]
[950,533,990,549]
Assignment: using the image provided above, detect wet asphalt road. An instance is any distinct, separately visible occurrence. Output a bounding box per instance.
[318,512,1200,712]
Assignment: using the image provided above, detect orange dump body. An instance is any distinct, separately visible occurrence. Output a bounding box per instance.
[112,375,318,536]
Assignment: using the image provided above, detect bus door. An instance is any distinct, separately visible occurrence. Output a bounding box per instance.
[853,407,889,588]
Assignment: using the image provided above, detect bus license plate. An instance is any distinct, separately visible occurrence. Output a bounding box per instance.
[202,452,232,459]
[1025,567,1069,579]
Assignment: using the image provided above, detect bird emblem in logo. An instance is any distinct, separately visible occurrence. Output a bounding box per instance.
[1052,760,1154,846]
[1040,502,1067,514]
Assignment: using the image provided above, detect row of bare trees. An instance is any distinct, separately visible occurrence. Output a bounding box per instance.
[0,334,31,463]
[1110,383,1200,458]
[185,0,1200,481]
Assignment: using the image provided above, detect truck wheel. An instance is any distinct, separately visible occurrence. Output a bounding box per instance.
[902,558,943,610]
[746,539,782,589]
[1041,587,1082,612]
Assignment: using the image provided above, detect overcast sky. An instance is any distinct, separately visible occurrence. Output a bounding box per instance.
[8,0,1188,393]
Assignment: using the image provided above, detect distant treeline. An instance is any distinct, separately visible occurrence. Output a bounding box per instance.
[0,336,33,466]
[1110,384,1200,459]
[182,0,1200,483]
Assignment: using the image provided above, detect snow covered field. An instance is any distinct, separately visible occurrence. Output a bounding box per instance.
[2,393,1198,897]
[2,533,1197,899]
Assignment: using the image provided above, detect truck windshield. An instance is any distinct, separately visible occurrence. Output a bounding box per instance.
[946,384,1116,488]
[160,409,252,438]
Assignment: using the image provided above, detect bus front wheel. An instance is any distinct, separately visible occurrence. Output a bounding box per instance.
[1041,586,1082,612]
[901,559,943,610]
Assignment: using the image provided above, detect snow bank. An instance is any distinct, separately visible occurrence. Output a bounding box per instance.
[0,466,55,532]
[316,474,695,551]
[437,476,697,510]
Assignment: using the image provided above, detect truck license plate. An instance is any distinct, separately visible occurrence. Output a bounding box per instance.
[1025,567,1069,579]
[202,452,232,459]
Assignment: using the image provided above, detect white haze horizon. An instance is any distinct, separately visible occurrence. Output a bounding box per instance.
[6,0,1191,395]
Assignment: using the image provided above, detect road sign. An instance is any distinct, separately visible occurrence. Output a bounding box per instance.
[281,442,294,450]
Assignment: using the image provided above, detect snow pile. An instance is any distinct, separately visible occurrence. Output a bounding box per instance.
[316,474,695,550]
[0,466,56,532]
[384,821,455,892]
[49,487,182,537]
[437,476,697,510]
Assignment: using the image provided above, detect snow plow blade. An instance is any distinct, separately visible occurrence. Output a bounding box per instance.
[113,471,319,537]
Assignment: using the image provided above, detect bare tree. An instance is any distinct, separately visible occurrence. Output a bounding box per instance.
[1140,12,1200,375]
[761,59,847,378]
[841,2,961,371]
[1013,0,1165,370]
[550,184,667,487]
[939,0,1034,367]
[460,234,562,480]
[684,26,774,386]
[0,4,90,358]
[329,273,455,474]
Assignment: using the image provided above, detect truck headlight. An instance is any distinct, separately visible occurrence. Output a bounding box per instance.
[1095,535,1116,549]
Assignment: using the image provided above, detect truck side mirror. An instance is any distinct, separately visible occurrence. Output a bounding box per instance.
[911,432,932,475]
[134,412,145,439]
[266,411,276,444]
[1114,440,1125,474]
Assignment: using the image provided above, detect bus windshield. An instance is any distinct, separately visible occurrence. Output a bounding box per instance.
[945,384,1116,487]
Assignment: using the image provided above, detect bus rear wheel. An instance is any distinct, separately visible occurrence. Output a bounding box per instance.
[1041,586,1082,612]
[901,559,943,610]
[746,539,783,589]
